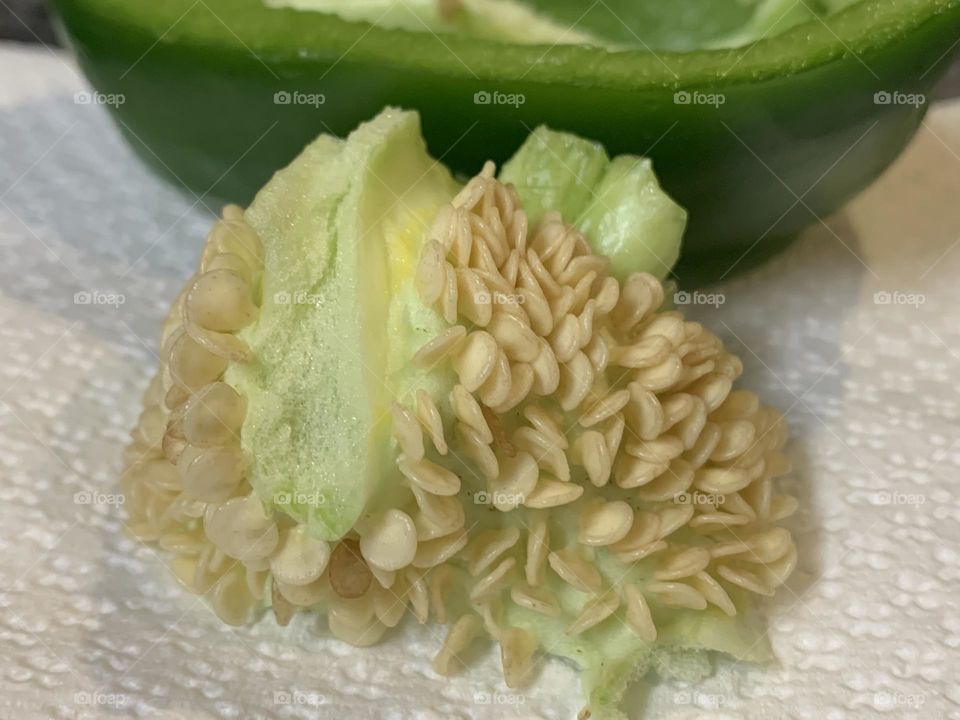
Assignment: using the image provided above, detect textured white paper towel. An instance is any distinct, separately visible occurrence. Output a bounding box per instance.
[1,43,959,720]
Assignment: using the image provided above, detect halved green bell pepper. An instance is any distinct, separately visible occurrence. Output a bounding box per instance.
[53,0,960,284]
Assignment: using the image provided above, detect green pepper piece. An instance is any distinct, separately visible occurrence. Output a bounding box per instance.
[53,0,960,284]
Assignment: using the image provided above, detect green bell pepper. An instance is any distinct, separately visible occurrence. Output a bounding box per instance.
[53,0,960,284]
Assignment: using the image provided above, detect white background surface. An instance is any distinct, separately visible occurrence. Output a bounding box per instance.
[1,42,959,719]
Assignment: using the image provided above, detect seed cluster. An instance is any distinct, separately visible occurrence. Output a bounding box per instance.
[122,166,797,693]
[392,163,797,684]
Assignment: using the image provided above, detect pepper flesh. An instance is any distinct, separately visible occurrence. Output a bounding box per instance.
[53,0,960,283]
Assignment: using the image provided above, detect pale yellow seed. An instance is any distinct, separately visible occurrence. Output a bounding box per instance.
[450,385,492,443]
[623,584,657,643]
[646,581,707,609]
[270,526,331,586]
[500,627,538,689]
[716,564,774,596]
[623,383,665,440]
[492,362,535,413]
[426,564,454,624]
[695,466,752,494]
[635,458,695,503]
[594,276,620,315]
[470,556,517,603]
[549,314,580,363]
[689,512,750,531]
[415,239,446,305]
[547,548,601,594]
[372,582,406,627]
[684,422,721,468]
[761,544,798,588]
[611,272,662,331]
[465,527,521,577]
[415,389,447,455]
[182,381,246,448]
[183,319,251,363]
[530,339,560,395]
[412,325,467,368]
[579,388,631,428]
[578,498,634,547]
[488,312,540,362]
[359,509,418,571]
[181,446,244,502]
[413,530,468,568]
[488,451,539,511]
[573,430,611,487]
[513,427,570,481]
[271,581,295,626]
[168,331,229,390]
[743,527,793,564]
[566,592,620,636]
[656,505,695,539]
[556,352,594,411]
[454,422,499,479]
[690,571,737,616]
[391,403,424,461]
[525,512,549,586]
[185,269,257,333]
[456,266,493,326]
[406,568,430,623]
[453,331,498,392]
[614,454,666,489]
[369,564,396,590]
[523,405,568,449]
[611,335,671,369]
[633,353,683,392]
[433,614,482,676]
[411,486,465,537]
[609,511,660,553]
[210,567,256,626]
[477,348,512,408]
[328,602,387,647]
[614,539,668,564]
[275,576,327,607]
[510,582,561,617]
[523,478,583,509]
[398,456,461,496]
[626,435,684,464]
[674,397,707,450]
[768,494,799,522]
[203,494,278,561]
[654,546,711,581]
